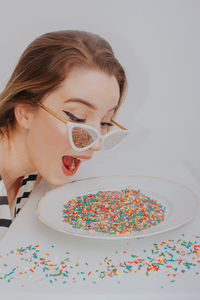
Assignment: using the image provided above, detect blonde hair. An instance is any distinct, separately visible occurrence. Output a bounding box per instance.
[0,30,127,136]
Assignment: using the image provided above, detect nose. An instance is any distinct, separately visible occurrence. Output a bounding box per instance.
[89,138,102,152]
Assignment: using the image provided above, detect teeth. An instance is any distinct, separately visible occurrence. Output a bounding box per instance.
[69,158,76,171]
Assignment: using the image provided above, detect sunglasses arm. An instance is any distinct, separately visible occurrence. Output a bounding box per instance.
[36,101,127,130]
[36,102,68,124]
[111,119,127,130]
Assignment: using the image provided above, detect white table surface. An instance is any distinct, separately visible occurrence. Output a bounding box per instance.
[0,159,200,300]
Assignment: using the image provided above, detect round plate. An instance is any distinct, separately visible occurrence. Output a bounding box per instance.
[35,175,199,239]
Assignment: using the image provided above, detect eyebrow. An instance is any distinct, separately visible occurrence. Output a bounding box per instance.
[64,98,118,112]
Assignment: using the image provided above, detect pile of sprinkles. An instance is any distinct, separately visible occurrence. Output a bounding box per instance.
[0,235,200,286]
[62,187,166,235]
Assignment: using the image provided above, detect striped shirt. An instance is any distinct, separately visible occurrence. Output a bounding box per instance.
[0,172,38,239]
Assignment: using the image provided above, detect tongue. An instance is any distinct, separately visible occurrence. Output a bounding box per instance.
[62,155,73,167]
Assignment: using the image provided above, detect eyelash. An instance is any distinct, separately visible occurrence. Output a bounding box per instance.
[63,111,114,127]
[101,122,113,127]
[63,110,85,123]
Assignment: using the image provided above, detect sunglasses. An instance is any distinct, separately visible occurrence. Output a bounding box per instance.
[36,102,128,152]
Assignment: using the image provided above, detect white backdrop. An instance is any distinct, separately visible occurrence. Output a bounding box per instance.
[0,0,199,169]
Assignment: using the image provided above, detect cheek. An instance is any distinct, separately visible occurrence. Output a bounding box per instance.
[101,126,109,135]
[26,114,71,170]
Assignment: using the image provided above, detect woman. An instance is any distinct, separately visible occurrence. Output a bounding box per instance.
[0,30,128,238]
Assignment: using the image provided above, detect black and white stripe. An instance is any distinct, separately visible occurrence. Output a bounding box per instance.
[15,173,38,216]
[0,172,38,238]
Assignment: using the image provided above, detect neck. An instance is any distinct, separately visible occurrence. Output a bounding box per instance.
[0,127,36,203]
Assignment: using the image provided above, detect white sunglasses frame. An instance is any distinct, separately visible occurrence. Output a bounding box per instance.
[67,122,128,152]
[36,101,128,152]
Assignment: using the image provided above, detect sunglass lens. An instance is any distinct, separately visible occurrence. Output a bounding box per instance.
[104,131,128,150]
[72,127,98,149]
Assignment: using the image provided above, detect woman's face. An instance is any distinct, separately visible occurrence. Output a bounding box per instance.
[26,68,120,185]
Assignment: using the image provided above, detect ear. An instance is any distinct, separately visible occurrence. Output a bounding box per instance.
[14,104,35,129]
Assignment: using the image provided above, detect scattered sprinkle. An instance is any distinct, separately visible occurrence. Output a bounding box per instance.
[0,236,200,286]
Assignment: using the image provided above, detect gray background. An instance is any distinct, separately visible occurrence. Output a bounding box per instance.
[0,0,199,169]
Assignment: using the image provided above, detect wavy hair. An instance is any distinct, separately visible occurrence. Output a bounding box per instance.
[0,30,127,137]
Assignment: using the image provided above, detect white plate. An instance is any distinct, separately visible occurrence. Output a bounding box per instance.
[35,175,199,239]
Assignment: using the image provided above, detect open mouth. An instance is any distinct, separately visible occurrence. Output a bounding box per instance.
[62,155,81,175]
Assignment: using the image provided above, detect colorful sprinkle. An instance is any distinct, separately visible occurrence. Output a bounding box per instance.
[62,187,166,235]
[0,235,200,286]
[72,127,93,148]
